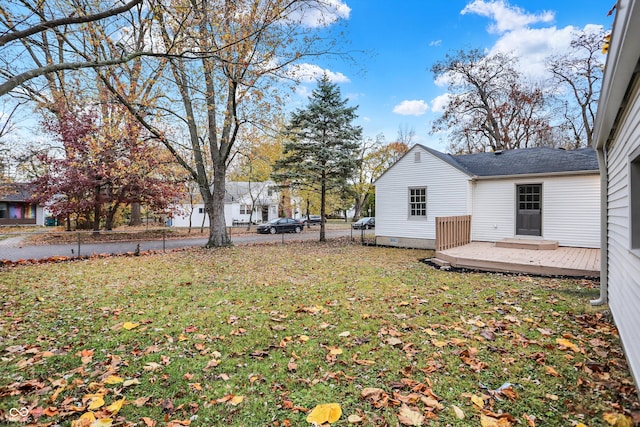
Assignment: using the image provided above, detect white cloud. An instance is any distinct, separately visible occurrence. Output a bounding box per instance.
[430,94,450,113]
[429,40,442,47]
[393,100,429,116]
[461,0,554,34]
[291,0,351,28]
[490,23,604,81]
[287,63,350,83]
[460,1,604,81]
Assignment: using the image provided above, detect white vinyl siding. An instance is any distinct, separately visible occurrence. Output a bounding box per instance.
[605,74,640,385]
[472,174,600,248]
[375,146,471,242]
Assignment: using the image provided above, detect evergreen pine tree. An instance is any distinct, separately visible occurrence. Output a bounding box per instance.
[273,74,362,241]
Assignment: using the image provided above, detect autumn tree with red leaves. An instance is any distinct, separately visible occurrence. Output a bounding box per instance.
[31,105,182,232]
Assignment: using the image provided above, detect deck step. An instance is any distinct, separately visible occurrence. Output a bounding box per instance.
[495,238,558,250]
[430,258,451,269]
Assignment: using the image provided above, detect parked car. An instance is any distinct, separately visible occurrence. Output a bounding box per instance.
[301,215,324,225]
[352,217,375,230]
[256,218,304,234]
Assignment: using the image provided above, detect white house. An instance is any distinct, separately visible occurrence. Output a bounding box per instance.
[375,145,600,249]
[172,181,283,228]
[591,0,640,387]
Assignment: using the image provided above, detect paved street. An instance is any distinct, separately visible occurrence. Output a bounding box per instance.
[0,228,359,262]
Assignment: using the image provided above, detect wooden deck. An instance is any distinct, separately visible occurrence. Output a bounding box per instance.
[434,241,600,277]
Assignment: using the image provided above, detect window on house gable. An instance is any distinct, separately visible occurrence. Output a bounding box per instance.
[414,151,421,163]
[409,187,427,218]
[631,148,640,250]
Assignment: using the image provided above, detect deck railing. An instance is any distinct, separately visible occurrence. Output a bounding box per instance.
[435,215,471,251]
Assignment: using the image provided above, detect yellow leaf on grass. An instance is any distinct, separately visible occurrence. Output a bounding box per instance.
[123,322,139,330]
[71,412,96,427]
[229,395,244,406]
[329,347,343,355]
[123,378,140,387]
[603,412,634,427]
[106,398,124,415]
[451,405,465,419]
[87,396,105,411]
[555,338,581,352]
[103,375,124,385]
[471,395,484,408]
[306,403,342,424]
[89,419,113,427]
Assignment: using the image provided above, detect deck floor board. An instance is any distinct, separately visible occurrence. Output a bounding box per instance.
[435,242,599,277]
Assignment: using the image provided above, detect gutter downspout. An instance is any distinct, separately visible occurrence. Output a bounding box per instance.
[591,145,608,306]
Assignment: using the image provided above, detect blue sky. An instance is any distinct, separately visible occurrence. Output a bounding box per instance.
[292,0,614,151]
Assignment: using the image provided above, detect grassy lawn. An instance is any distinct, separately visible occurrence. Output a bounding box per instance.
[0,241,637,426]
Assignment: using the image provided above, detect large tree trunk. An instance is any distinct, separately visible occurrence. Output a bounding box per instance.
[319,170,326,242]
[105,203,120,231]
[352,193,369,222]
[93,185,101,235]
[129,202,142,226]
[205,166,231,247]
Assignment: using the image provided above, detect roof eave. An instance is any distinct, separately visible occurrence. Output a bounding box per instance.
[472,169,600,181]
[593,0,640,151]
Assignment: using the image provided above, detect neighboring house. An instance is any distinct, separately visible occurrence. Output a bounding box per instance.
[172,181,283,228]
[375,145,600,249]
[591,0,640,386]
[0,183,45,226]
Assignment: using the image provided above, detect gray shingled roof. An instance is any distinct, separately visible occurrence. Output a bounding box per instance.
[422,146,598,177]
[0,183,35,202]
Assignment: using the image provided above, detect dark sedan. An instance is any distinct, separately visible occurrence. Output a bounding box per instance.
[256,218,304,234]
[352,217,375,230]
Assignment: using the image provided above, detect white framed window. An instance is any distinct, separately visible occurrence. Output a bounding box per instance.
[630,145,640,251]
[409,187,427,218]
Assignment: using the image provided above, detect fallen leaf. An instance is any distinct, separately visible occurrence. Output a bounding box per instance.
[523,414,536,427]
[361,387,389,408]
[603,412,634,427]
[329,347,343,355]
[306,403,342,424]
[123,378,141,388]
[397,404,424,426]
[229,395,244,406]
[471,395,485,408]
[71,412,96,427]
[348,414,364,423]
[106,398,124,415]
[544,366,562,377]
[87,396,105,411]
[103,375,124,385]
[480,414,501,427]
[339,331,351,337]
[556,338,581,353]
[123,322,139,330]
[89,419,113,427]
[452,405,465,419]
[140,417,157,427]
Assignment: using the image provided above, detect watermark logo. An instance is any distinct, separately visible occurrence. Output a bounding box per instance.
[8,407,29,418]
